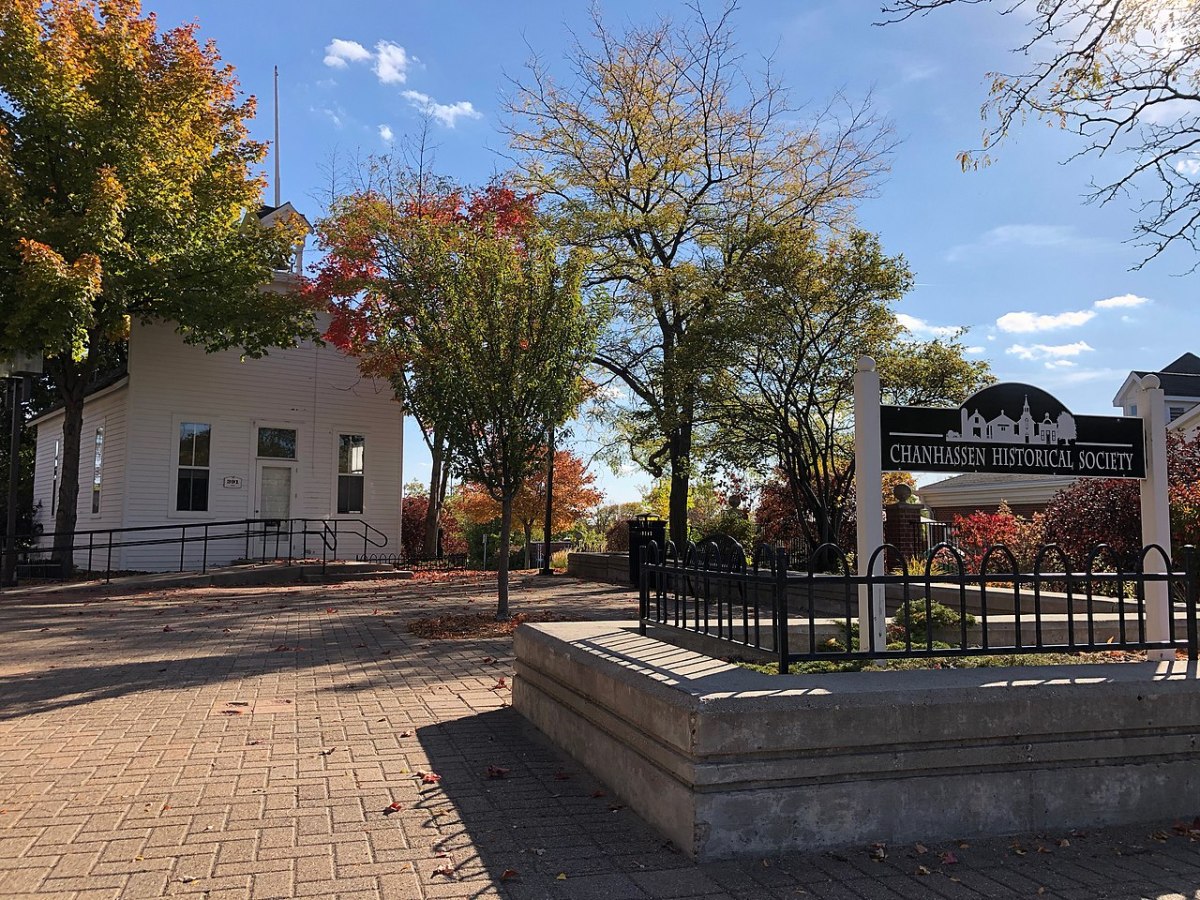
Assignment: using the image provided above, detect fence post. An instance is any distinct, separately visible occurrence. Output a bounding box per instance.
[1138,374,1172,659]
[202,524,209,574]
[1187,547,1199,662]
[775,546,789,675]
[854,356,887,652]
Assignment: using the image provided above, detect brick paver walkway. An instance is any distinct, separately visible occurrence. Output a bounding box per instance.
[1,573,1199,899]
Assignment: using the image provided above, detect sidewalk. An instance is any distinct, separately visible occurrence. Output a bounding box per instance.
[1,573,1198,899]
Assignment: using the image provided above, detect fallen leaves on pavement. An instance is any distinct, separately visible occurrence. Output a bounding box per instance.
[405,611,579,640]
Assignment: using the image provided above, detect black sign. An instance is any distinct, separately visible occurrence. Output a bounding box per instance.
[880,383,1145,479]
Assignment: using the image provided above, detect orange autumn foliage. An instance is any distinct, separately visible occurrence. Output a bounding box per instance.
[457,450,602,540]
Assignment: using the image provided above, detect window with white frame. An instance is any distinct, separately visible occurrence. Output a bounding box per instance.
[91,427,104,514]
[177,422,212,512]
[51,439,60,515]
[257,426,297,459]
[337,434,365,514]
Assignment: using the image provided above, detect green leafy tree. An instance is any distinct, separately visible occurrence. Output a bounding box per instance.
[313,160,533,560]
[406,217,597,618]
[506,4,892,547]
[715,225,991,550]
[0,0,310,566]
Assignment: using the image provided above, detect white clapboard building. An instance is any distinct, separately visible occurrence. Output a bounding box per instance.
[29,207,403,572]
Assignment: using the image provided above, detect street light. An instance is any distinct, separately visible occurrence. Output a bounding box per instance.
[539,424,555,576]
[1,351,43,587]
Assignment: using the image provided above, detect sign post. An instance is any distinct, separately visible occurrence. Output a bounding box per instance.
[1137,374,1172,660]
[854,357,886,651]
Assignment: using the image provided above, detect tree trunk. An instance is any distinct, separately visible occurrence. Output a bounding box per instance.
[50,362,88,574]
[496,495,513,620]
[523,520,533,570]
[667,421,693,548]
[422,430,445,557]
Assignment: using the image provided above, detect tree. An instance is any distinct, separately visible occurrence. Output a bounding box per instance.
[0,0,310,567]
[313,161,535,559]
[714,226,991,551]
[403,213,597,618]
[1042,432,1200,565]
[457,449,603,568]
[506,3,892,547]
[885,0,1200,265]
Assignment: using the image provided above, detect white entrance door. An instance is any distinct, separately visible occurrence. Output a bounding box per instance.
[257,464,292,520]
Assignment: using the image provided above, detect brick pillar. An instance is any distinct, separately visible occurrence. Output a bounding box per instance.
[883,502,924,572]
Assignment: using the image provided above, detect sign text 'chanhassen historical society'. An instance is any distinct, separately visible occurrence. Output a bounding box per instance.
[880,383,1146,479]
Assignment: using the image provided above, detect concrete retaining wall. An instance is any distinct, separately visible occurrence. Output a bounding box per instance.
[515,620,1200,860]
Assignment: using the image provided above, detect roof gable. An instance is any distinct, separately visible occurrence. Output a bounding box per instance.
[1163,353,1200,375]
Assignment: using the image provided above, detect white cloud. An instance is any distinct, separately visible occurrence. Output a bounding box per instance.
[1175,158,1200,177]
[402,90,482,128]
[1093,293,1151,309]
[964,346,985,354]
[374,41,411,84]
[1006,340,1095,362]
[996,310,1096,333]
[311,105,345,129]
[1044,359,1077,369]
[378,124,394,144]
[895,313,961,338]
[947,224,1106,262]
[323,38,371,69]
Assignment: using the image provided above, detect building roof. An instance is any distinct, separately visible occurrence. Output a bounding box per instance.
[921,472,1066,489]
[918,472,1078,508]
[28,370,129,427]
[1115,352,1200,406]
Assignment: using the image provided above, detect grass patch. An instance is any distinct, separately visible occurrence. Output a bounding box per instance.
[736,648,1153,674]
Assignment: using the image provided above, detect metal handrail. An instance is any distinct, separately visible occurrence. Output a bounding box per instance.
[9,516,388,584]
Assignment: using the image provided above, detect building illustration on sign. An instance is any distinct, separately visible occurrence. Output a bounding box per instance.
[946,396,1077,446]
[878,382,1145,478]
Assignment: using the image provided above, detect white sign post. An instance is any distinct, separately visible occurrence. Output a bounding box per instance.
[1137,374,1173,661]
[854,356,887,651]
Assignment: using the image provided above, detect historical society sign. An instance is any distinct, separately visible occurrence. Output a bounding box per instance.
[880,383,1146,479]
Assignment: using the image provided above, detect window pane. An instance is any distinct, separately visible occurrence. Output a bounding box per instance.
[180,423,211,467]
[92,427,103,513]
[338,434,365,474]
[177,470,210,512]
[257,427,296,459]
[337,475,364,514]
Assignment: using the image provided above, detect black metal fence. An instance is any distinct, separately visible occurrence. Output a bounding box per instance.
[639,536,1199,673]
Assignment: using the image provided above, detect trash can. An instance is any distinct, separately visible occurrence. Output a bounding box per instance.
[627,514,666,587]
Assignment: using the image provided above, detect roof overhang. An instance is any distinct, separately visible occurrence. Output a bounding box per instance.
[28,376,129,428]
[919,475,1078,508]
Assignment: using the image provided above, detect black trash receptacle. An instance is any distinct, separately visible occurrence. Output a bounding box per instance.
[627,515,666,586]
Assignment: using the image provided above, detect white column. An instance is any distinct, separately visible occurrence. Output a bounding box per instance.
[854,356,887,652]
[1137,374,1172,660]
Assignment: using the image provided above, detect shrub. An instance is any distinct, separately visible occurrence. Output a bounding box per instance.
[890,599,974,646]
[604,520,629,552]
[953,501,1045,572]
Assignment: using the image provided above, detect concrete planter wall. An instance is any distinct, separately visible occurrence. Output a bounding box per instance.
[515,620,1200,860]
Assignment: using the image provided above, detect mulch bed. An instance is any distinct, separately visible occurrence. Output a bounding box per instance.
[406,610,580,640]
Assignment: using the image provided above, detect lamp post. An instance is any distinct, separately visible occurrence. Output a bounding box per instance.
[1,350,42,588]
[539,424,555,575]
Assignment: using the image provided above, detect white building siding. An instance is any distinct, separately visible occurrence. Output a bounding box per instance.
[32,382,130,571]
[119,320,403,571]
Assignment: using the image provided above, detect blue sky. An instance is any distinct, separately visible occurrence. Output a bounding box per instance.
[148,0,1200,503]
